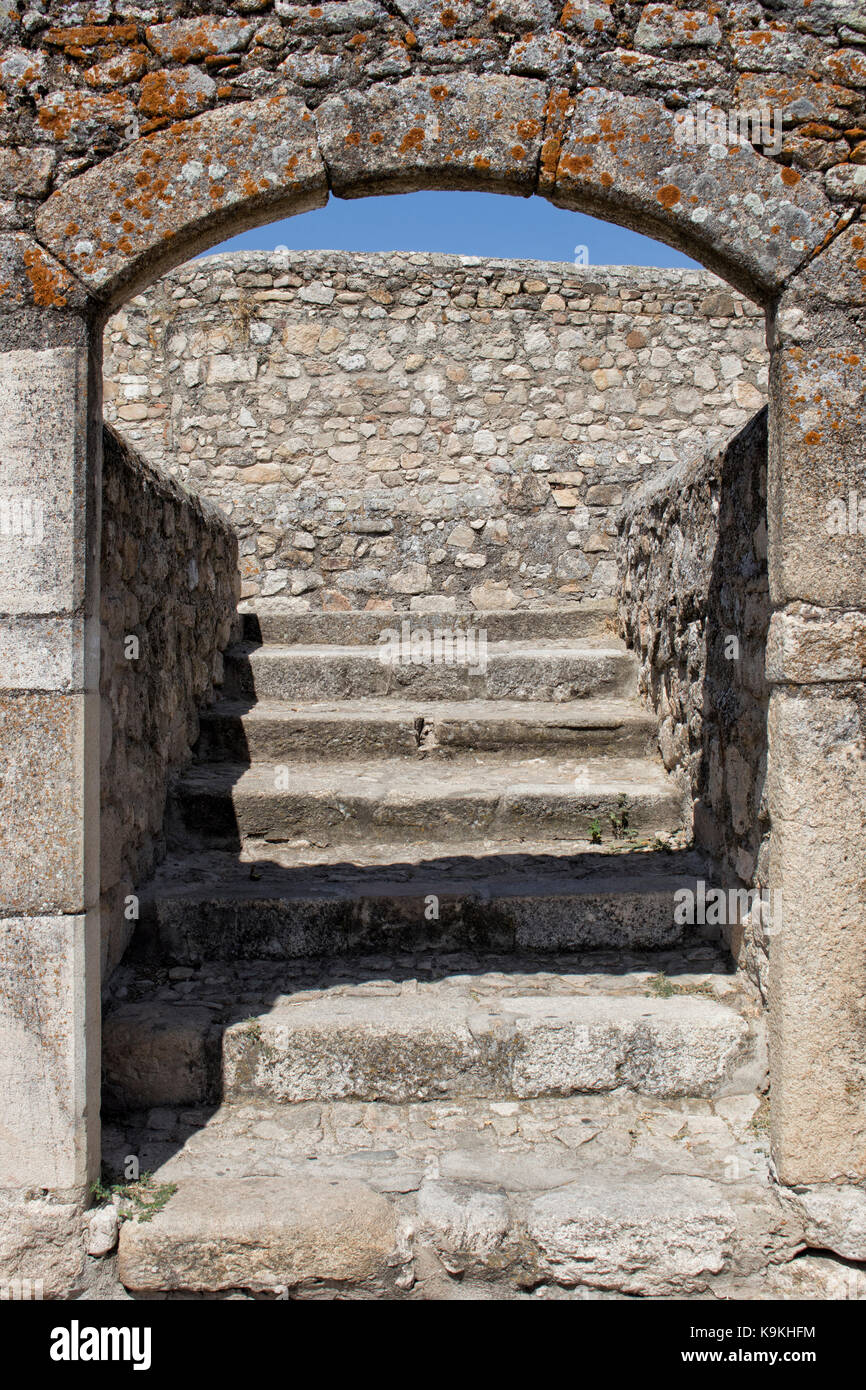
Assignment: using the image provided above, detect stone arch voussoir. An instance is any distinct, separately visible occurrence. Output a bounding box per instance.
[35,91,328,309]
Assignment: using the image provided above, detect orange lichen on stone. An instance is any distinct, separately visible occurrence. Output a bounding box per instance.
[656,184,681,208]
[826,50,866,87]
[560,153,593,176]
[22,246,69,308]
[400,128,425,152]
[36,89,131,142]
[781,166,800,186]
[144,17,253,63]
[141,73,191,117]
[0,56,40,89]
[539,88,573,186]
[84,46,149,89]
[801,123,837,139]
[139,71,213,120]
[45,23,138,49]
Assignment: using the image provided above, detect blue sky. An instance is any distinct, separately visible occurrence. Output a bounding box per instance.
[204,190,699,268]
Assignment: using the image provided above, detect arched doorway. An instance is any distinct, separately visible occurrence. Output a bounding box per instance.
[2,55,864,1293]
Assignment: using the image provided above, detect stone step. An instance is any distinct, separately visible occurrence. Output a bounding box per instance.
[117,1175,396,1295]
[102,950,764,1113]
[195,696,658,762]
[222,638,637,703]
[239,599,616,647]
[106,1088,795,1298]
[223,992,759,1107]
[169,754,684,850]
[136,846,708,962]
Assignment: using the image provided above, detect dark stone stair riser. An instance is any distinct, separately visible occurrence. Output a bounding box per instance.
[134,887,698,964]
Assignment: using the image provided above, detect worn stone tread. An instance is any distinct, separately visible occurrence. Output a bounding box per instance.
[116,1175,396,1294]
[145,843,706,899]
[202,694,649,722]
[171,752,684,848]
[235,637,628,656]
[102,949,764,1110]
[238,601,617,646]
[221,989,760,1106]
[197,694,657,760]
[106,1090,799,1298]
[223,637,637,702]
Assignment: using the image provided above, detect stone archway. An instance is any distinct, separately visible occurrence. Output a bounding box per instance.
[2,29,865,1256]
[30,75,844,304]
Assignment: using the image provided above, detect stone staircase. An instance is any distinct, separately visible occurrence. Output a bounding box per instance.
[101,602,800,1299]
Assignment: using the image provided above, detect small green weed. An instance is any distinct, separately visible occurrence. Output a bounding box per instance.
[90,1170,178,1224]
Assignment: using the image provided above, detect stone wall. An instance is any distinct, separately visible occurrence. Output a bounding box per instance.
[103,251,767,612]
[618,408,771,996]
[100,423,239,976]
